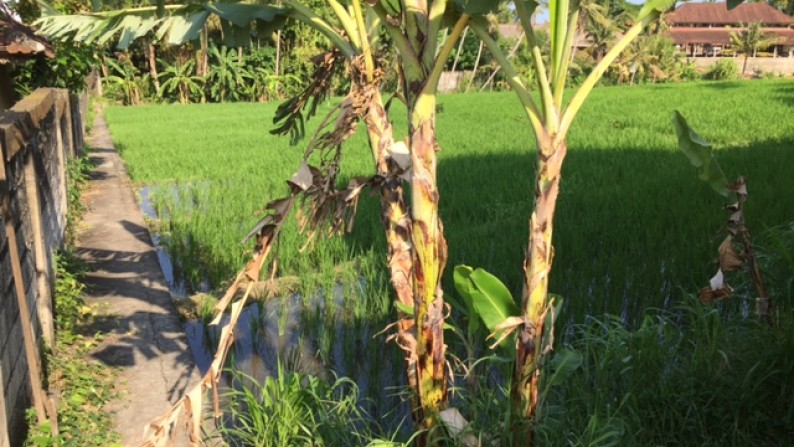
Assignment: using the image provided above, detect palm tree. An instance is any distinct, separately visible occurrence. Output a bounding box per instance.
[730,21,780,75]
[570,0,609,62]
[587,14,617,61]
[615,33,678,84]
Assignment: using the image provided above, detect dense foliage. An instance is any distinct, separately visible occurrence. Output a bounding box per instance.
[19,0,791,105]
[12,40,96,96]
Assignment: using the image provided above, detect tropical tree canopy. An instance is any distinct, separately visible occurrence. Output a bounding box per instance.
[36,2,290,49]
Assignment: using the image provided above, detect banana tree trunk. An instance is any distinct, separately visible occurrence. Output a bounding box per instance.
[198,25,209,77]
[513,135,567,437]
[147,42,160,92]
[363,92,420,421]
[409,93,449,428]
[381,0,463,433]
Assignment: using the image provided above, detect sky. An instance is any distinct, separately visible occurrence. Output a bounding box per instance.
[534,0,672,24]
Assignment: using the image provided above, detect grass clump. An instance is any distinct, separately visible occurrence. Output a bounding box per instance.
[755,221,794,314]
[64,147,92,247]
[218,364,407,447]
[539,304,794,446]
[26,143,121,447]
[704,59,740,81]
[450,299,794,446]
[25,253,121,447]
[106,80,794,323]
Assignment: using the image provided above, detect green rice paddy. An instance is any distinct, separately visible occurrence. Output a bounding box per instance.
[102,78,794,445]
[105,79,794,323]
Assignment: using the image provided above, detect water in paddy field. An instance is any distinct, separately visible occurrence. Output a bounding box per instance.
[138,185,211,297]
[136,188,412,433]
[185,282,412,434]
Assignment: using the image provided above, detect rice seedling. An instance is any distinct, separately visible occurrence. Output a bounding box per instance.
[106,79,794,323]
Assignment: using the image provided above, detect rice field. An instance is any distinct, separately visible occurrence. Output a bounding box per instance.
[106,79,794,323]
[104,79,794,443]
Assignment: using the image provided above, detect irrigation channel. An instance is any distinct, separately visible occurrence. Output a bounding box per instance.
[138,185,413,433]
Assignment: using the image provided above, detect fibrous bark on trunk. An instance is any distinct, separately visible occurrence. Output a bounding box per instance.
[362,90,420,421]
[409,94,449,428]
[514,136,567,428]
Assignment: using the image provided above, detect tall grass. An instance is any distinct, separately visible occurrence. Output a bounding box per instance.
[545,302,794,445]
[220,366,380,446]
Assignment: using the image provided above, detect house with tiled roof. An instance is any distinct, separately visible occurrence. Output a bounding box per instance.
[665,2,794,58]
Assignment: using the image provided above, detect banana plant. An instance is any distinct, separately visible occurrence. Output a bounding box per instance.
[104,57,145,104]
[278,0,494,431]
[35,0,486,435]
[157,58,204,103]
[206,44,251,102]
[246,67,300,102]
[453,264,582,406]
[463,0,748,439]
[672,111,771,321]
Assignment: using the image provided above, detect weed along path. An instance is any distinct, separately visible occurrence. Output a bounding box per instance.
[76,109,199,445]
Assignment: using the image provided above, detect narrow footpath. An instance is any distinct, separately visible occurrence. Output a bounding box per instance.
[76,109,199,445]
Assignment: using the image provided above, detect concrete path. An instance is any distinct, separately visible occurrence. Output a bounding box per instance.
[76,109,199,446]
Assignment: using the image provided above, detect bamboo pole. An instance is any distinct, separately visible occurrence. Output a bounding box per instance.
[0,380,9,446]
[464,40,483,93]
[54,94,70,243]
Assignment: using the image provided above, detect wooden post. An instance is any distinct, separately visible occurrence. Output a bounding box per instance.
[24,152,54,349]
[54,94,69,242]
[0,151,47,426]
[148,42,161,92]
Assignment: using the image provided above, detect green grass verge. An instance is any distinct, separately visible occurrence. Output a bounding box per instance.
[26,149,121,447]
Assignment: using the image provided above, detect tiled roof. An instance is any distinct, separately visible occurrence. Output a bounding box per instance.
[666,27,794,46]
[0,17,54,63]
[666,3,794,27]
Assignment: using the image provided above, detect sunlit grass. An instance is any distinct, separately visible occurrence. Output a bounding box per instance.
[106,79,794,323]
[106,79,794,445]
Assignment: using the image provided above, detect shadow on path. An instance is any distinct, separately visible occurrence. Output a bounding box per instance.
[75,108,198,445]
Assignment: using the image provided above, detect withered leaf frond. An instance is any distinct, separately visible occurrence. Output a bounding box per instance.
[270,49,345,145]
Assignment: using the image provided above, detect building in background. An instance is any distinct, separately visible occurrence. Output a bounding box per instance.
[666,2,794,58]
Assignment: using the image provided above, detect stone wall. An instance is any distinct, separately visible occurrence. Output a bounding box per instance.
[439,70,475,93]
[0,88,84,447]
[691,56,794,76]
